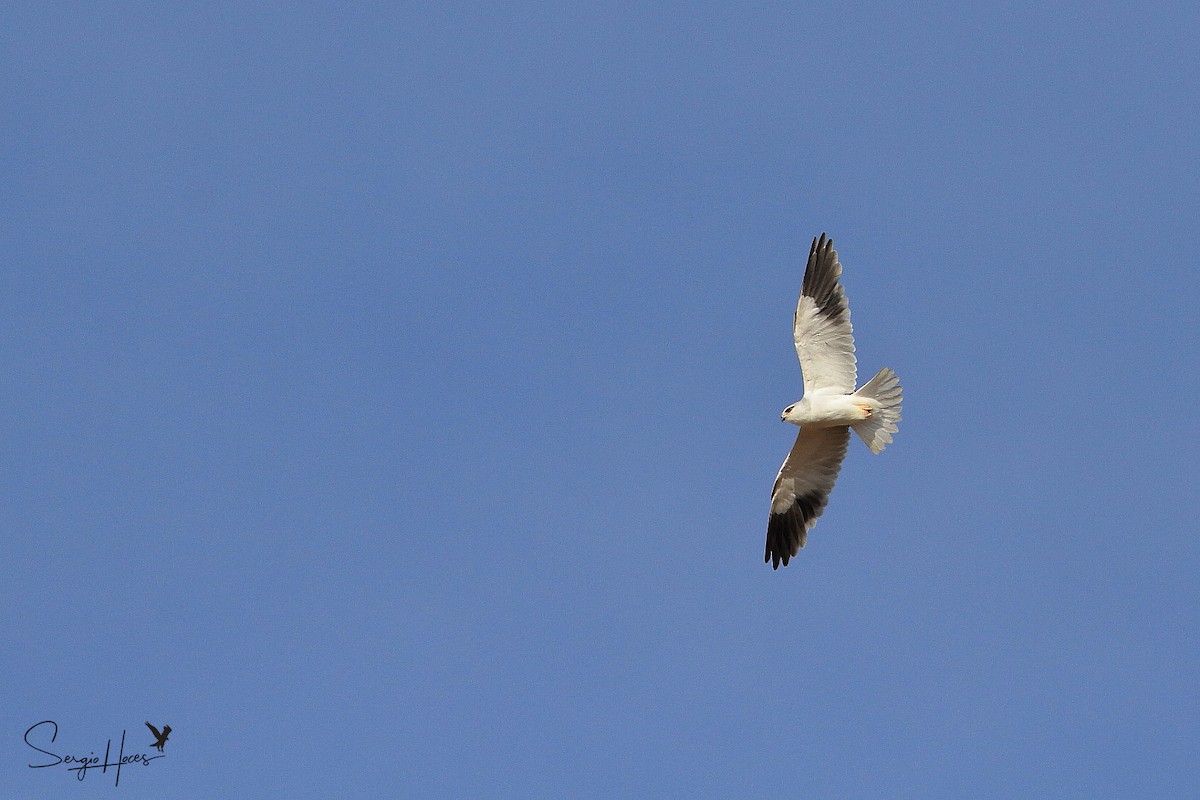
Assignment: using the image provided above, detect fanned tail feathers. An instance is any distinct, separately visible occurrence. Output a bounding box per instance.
[852,367,902,454]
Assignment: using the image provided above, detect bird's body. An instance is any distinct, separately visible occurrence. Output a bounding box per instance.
[766,233,902,569]
[145,722,171,752]
[781,392,874,427]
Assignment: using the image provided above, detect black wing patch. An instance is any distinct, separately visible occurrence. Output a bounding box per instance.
[765,490,829,569]
[799,233,849,325]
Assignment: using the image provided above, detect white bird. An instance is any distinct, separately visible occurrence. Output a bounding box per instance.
[766,233,902,569]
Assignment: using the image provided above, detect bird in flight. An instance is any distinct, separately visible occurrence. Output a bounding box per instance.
[145,722,171,753]
[766,233,902,569]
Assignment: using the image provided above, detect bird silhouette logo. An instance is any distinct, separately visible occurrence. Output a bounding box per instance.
[145,722,171,753]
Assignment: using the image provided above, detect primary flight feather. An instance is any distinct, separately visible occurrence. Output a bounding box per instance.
[766,234,902,569]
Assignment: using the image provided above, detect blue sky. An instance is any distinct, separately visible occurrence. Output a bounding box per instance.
[3,2,1198,797]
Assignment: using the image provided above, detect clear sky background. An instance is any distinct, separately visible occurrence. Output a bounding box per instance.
[3,2,1198,797]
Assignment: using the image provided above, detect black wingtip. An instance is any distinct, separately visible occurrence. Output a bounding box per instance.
[765,511,802,570]
[764,546,787,570]
[765,490,829,570]
[809,232,832,257]
[800,233,846,324]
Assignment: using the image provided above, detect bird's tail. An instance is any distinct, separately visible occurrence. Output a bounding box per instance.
[852,368,902,454]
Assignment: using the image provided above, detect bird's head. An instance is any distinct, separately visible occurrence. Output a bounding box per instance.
[780,400,804,425]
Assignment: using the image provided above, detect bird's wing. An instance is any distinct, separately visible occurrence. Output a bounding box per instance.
[766,425,850,568]
[794,233,857,395]
[145,722,161,738]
